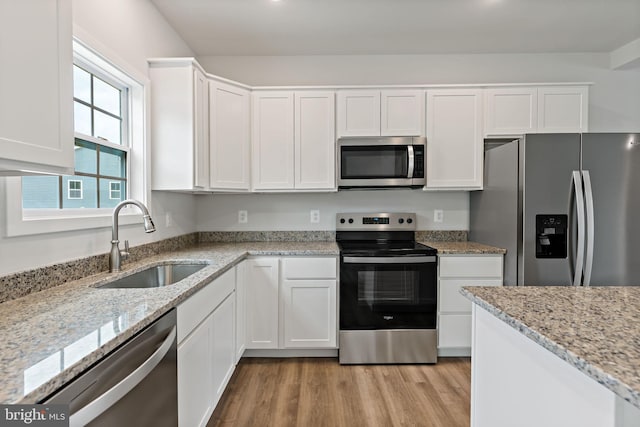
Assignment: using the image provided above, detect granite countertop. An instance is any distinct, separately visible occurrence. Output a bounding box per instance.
[461,286,640,409]
[0,241,338,405]
[421,240,506,254]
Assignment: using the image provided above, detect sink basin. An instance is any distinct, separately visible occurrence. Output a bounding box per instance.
[98,263,207,289]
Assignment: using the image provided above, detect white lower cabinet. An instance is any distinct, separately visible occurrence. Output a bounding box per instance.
[437,254,503,356]
[245,258,280,349]
[177,267,236,427]
[245,257,338,350]
[235,261,246,362]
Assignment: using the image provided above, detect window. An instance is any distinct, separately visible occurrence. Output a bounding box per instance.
[67,180,83,199]
[22,63,129,210]
[6,37,149,237]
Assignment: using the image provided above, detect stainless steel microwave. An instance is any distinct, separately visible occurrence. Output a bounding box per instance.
[337,136,426,189]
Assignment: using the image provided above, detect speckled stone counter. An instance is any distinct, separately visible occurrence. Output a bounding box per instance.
[461,286,640,409]
[0,241,338,405]
[421,240,506,254]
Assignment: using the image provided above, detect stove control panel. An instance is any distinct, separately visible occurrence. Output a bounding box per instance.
[336,213,417,231]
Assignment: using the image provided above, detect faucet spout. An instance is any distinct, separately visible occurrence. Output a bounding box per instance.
[109,199,156,272]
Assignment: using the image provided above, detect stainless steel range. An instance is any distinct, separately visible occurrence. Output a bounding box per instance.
[337,213,438,364]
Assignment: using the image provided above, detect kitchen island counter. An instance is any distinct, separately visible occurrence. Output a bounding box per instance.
[0,241,338,405]
[462,285,640,426]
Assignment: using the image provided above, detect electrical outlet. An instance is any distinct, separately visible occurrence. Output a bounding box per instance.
[310,210,320,224]
[434,209,444,223]
[165,212,173,227]
[238,210,248,224]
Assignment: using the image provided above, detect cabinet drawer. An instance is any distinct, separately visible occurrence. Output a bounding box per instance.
[438,314,472,348]
[439,279,502,312]
[282,257,337,279]
[439,255,503,278]
[178,267,235,343]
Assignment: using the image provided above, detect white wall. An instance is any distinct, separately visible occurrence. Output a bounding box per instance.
[196,191,468,231]
[198,53,640,132]
[0,0,196,276]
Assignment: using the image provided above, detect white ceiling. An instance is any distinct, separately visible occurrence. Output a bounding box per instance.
[150,0,640,56]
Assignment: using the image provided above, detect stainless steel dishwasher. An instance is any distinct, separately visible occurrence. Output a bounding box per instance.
[43,309,178,427]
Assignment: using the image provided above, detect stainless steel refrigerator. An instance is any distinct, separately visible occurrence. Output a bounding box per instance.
[470,133,640,286]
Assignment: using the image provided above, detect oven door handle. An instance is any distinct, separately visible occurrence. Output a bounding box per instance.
[343,256,436,264]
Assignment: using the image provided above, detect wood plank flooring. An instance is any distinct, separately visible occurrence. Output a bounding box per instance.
[207,357,471,427]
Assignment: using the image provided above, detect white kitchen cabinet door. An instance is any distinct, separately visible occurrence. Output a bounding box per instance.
[294,91,336,190]
[337,90,381,137]
[149,59,209,191]
[484,87,538,136]
[381,90,424,136]
[194,68,210,189]
[178,315,213,427]
[251,92,295,190]
[537,86,589,133]
[0,0,74,175]
[209,80,251,191]
[235,261,246,362]
[281,279,337,348]
[245,258,280,349]
[437,254,504,357]
[425,89,484,190]
[211,293,236,406]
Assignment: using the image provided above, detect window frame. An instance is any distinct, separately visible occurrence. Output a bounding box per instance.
[5,35,151,237]
[67,179,83,200]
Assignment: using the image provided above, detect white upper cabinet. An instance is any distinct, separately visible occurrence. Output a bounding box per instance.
[0,0,74,175]
[209,80,251,191]
[149,59,209,191]
[295,91,336,190]
[537,85,589,133]
[484,87,538,136]
[380,90,424,136]
[425,89,484,190]
[252,91,336,191]
[336,90,380,137]
[485,85,589,136]
[251,91,295,190]
[337,89,423,137]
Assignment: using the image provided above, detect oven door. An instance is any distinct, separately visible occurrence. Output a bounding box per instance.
[339,255,437,330]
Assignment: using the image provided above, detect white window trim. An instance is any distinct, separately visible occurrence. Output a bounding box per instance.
[5,31,151,237]
[67,179,83,199]
[109,181,121,200]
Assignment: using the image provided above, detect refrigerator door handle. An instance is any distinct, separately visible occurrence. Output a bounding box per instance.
[569,171,586,286]
[582,170,595,286]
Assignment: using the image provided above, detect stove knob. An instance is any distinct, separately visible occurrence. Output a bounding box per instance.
[407,218,413,224]
[398,218,404,224]
[348,218,354,224]
[340,218,346,224]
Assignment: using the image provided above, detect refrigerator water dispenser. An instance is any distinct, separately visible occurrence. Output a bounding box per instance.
[536,215,567,258]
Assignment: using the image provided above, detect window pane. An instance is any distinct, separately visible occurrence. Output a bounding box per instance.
[93,77,121,116]
[73,65,91,103]
[62,176,97,208]
[74,101,92,135]
[100,179,125,208]
[74,140,97,174]
[94,110,121,144]
[99,145,126,178]
[22,176,60,209]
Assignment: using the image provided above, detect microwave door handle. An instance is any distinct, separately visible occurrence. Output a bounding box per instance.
[407,145,415,178]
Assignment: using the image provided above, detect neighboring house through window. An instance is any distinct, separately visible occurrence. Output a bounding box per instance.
[67,180,83,199]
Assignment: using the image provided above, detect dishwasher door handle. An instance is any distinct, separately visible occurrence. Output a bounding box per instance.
[70,326,177,427]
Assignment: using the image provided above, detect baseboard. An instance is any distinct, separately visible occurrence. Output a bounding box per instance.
[438,347,471,357]
[242,349,338,358]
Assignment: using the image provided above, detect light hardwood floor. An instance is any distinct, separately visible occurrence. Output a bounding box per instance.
[208,357,471,427]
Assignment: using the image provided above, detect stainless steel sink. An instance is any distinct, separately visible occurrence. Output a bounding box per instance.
[98,263,207,289]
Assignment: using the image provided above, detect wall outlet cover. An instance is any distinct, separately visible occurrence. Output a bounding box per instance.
[238,210,248,223]
[310,210,320,223]
[434,209,444,223]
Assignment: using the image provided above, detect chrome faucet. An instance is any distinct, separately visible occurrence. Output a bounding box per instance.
[109,199,156,272]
